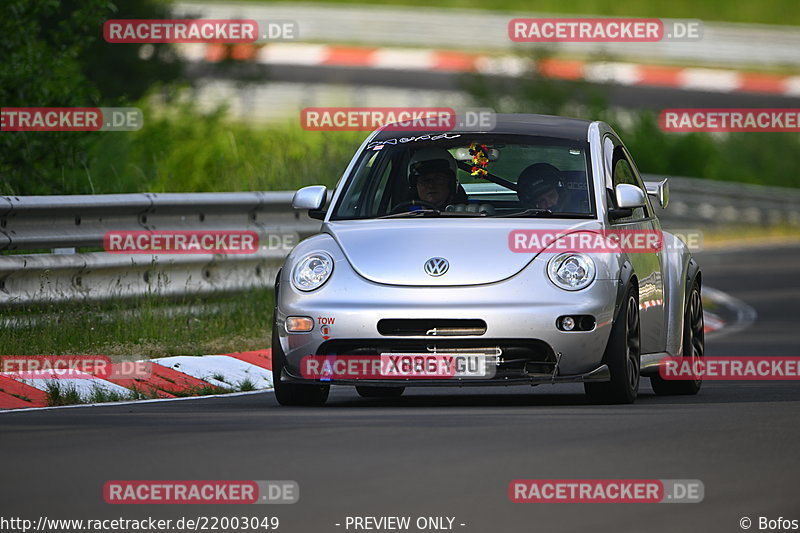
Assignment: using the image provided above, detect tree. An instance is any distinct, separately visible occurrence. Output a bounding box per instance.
[0,0,185,194]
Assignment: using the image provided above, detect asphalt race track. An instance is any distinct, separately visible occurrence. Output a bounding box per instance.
[1,245,798,533]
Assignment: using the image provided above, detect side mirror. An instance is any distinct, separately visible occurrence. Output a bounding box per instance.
[615,183,647,209]
[292,185,327,211]
[609,183,646,220]
[644,178,669,209]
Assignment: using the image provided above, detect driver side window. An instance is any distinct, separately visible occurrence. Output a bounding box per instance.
[610,146,647,222]
[365,158,394,217]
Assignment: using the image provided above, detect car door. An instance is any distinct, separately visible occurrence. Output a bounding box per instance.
[603,135,665,354]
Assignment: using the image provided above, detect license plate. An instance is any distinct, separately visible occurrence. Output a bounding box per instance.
[379,353,489,378]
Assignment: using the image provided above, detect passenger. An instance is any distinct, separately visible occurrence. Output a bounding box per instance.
[516,163,565,211]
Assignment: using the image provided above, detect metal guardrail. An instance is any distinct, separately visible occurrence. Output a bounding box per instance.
[0,178,798,305]
[0,192,322,305]
[645,175,800,228]
[0,191,311,250]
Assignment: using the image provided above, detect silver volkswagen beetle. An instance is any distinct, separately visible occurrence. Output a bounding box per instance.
[272,114,703,405]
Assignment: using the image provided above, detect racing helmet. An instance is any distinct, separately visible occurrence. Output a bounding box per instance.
[517,163,564,206]
[408,148,458,192]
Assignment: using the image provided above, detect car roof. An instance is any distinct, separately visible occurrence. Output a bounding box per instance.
[371,113,594,143]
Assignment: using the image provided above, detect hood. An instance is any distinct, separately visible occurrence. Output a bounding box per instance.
[326,218,601,286]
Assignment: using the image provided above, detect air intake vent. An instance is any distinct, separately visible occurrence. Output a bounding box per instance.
[377,319,487,336]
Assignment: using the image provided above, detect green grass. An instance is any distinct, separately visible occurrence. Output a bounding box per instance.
[0,288,274,357]
[41,379,256,407]
[700,224,800,249]
[215,0,800,26]
[81,102,366,195]
[3,99,366,196]
[239,378,257,391]
[45,382,84,406]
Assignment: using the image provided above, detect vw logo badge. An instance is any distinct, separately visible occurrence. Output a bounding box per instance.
[424,257,449,277]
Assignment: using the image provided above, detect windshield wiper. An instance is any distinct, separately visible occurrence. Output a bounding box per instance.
[379,209,489,219]
[439,211,487,217]
[506,208,554,218]
[378,209,441,218]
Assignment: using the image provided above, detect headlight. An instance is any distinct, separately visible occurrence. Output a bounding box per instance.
[547,253,596,291]
[291,252,334,292]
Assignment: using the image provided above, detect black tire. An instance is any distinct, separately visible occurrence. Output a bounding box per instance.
[271,315,329,407]
[355,386,405,398]
[651,280,704,395]
[584,285,641,404]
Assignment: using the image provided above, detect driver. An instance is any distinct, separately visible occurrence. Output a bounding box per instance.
[407,148,465,209]
[517,163,565,211]
[412,160,457,208]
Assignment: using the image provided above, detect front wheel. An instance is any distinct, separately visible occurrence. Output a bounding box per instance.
[585,286,641,404]
[271,319,329,407]
[650,280,704,395]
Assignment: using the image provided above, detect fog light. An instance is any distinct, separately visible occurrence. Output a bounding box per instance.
[286,316,314,332]
[561,316,576,331]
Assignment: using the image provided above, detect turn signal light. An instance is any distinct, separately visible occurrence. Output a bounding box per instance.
[286,316,314,332]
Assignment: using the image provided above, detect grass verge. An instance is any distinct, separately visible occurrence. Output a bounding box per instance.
[699,224,800,250]
[0,288,274,357]
[42,380,258,407]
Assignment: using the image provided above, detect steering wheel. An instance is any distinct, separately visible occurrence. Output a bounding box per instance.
[389,199,440,214]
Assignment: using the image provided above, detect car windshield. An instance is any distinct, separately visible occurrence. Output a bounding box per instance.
[330,134,595,220]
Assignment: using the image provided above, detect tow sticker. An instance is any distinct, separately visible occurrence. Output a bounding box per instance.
[318,317,335,340]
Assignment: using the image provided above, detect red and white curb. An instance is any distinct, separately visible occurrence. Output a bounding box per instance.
[0,350,272,411]
[179,42,800,97]
[704,311,725,333]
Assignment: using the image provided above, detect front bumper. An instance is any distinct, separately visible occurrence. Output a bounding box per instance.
[279,362,611,387]
[276,261,620,385]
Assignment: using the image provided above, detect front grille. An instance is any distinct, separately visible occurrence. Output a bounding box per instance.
[377,319,487,336]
